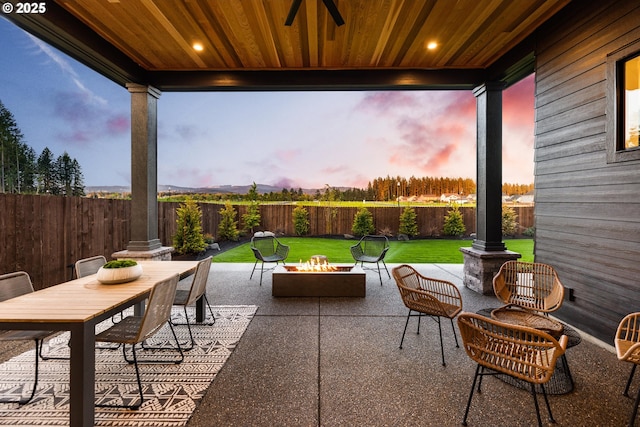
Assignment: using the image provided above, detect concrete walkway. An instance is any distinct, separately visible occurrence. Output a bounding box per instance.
[187,263,630,427]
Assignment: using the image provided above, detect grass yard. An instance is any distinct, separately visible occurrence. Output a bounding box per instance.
[212,237,533,264]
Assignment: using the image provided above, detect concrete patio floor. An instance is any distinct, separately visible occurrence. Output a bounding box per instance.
[187,263,631,427]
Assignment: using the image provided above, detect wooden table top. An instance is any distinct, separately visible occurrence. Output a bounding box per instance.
[0,261,199,324]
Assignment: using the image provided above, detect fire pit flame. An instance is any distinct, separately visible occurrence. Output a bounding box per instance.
[295,258,338,272]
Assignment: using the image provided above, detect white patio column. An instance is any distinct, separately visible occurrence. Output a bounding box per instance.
[123,83,164,254]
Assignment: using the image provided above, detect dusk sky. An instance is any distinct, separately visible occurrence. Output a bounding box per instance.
[0,17,535,190]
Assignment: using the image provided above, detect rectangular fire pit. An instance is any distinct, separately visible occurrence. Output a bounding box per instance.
[272,265,366,297]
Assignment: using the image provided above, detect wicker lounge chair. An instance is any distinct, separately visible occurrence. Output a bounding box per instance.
[458,312,568,427]
[493,261,565,314]
[250,233,289,285]
[615,312,640,427]
[392,264,462,366]
[350,235,390,285]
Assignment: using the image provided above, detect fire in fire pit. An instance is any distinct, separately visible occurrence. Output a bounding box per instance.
[292,257,338,272]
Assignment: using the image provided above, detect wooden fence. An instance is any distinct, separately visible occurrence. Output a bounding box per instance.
[1,193,533,289]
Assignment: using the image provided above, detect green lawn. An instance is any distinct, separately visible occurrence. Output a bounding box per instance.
[212,237,533,264]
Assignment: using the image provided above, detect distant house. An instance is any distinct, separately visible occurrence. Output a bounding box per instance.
[440,193,460,203]
[513,194,534,204]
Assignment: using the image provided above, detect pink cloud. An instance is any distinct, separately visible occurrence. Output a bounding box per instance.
[356,91,420,114]
[52,91,129,145]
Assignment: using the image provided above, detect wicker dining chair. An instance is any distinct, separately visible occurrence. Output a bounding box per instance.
[615,312,640,427]
[0,271,57,404]
[458,312,568,427]
[350,235,390,285]
[171,256,215,350]
[493,261,565,314]
[392,264,463,366]
[95,273,183,410]
[250,234,289,285]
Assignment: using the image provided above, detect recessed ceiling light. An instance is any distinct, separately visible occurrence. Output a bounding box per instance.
[193,43,204,52]
[427,41,438,50]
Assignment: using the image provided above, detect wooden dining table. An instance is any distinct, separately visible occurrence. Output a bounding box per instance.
[0,260,199,427]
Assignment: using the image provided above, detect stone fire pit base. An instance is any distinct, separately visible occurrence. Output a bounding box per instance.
[272,265,366,297]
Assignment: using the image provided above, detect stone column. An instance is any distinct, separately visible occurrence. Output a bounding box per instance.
[113,84,172,261]
[461,82,520,294]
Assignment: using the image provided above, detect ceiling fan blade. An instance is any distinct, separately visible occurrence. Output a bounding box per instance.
[285,0,344,27]
[285,0,303,26]
[322,0,345,26]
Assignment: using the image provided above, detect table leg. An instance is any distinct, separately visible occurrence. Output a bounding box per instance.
[69,324,95,427]
[196,295,205,322]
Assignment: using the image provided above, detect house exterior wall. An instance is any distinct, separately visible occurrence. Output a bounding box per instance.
[533,0,640,343]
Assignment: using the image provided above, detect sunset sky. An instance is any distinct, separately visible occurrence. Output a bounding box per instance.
[0,17,535,190]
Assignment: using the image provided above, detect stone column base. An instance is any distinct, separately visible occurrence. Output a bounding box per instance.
[112,246,174,261]
[460,247,521,295]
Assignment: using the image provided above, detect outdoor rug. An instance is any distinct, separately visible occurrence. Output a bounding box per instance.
[0,305,258,426]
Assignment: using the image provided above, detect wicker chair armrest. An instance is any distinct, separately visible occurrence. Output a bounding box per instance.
[350,243,365,260]
[250,246,265,261]
[275,242,290,260]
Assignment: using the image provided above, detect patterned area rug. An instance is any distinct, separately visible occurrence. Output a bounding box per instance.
[0,305,257,426]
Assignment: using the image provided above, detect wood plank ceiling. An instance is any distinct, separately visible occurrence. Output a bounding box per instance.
[8,0,571,90]
[58,0,569,70]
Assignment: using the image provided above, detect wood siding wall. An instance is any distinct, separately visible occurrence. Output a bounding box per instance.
[1,193,533,290]
[533,0,640,343]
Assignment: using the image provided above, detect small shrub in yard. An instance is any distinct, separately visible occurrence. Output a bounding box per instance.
[293,205,310,236]
[443,204,466,237]
[502,206,519,236]
[217,201,240,241]
[523,226,535,237]
[173,198,207,255]
[399,206,418,238]
[352,207,375,236]
[242,202,260,234]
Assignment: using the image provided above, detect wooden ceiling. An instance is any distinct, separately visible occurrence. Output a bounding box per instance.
[7,0,572,91]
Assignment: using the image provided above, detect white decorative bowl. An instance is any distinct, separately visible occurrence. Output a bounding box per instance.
[96,264,143,284]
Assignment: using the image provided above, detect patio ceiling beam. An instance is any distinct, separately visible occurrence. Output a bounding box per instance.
[146,68,487,92]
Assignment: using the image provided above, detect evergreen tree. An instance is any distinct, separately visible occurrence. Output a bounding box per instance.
[293,205,310,236]
[217,201,240,241]
[399,206,418,237]
[173,198,207,255]
[352,207,375,236]
[0,99,28,193]
[442,204,466,237]
[37,148,57,194]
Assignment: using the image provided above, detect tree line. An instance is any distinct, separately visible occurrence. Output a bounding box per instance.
[0,100,85,196]
[159,177,534,204]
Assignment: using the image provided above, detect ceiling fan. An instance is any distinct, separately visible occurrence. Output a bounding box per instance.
[285,0,345,26]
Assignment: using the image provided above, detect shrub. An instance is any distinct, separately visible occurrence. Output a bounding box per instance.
[217,201,240,241]
[399,206,418,237]
[442,204,466,237]
[242,202,260,234]
[523,226,535,237]
[173,198,207,255]
[293,205,310,236]
[352,207,375,236]
[502,206,519,236]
